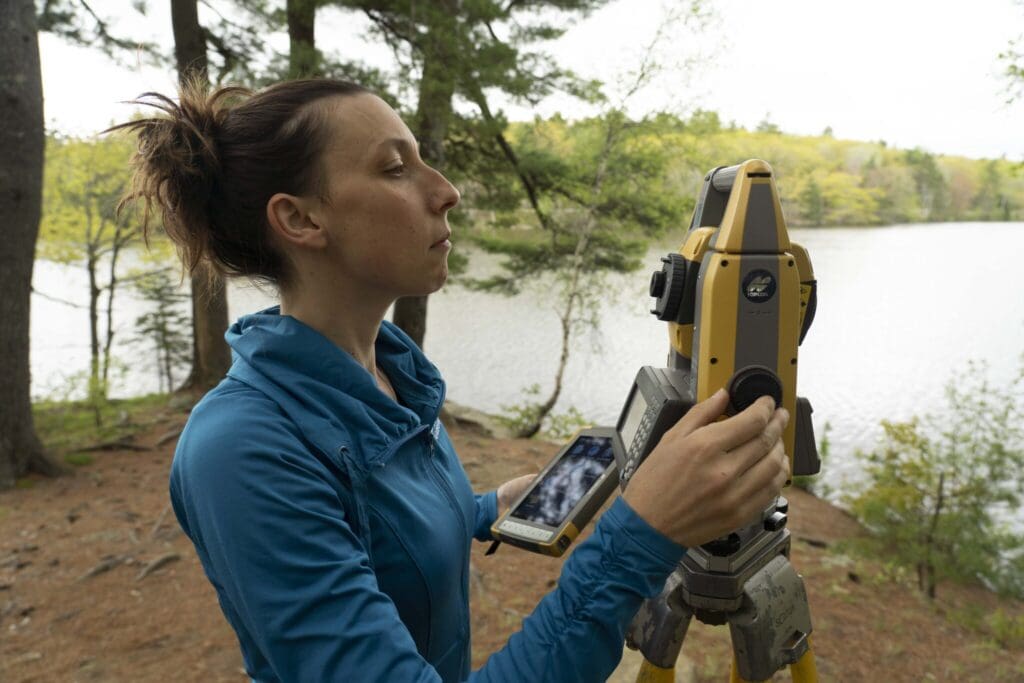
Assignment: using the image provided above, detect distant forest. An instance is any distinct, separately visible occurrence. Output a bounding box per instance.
[493,110,1023,229]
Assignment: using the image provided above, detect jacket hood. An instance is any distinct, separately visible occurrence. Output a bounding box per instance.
[224,306,445,471]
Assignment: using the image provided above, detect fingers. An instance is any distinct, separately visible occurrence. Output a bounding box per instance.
[663,388,730,440]
[733,436,789,506]
[497,474,538,514]
[729,407,789,476]
[700,395,778,451]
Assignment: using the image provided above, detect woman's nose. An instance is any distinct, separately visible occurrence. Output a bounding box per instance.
[430,168,460,214]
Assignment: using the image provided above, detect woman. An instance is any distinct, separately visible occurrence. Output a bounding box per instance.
[115,78,789,682]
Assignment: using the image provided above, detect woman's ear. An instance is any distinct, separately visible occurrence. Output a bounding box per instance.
[266,193,328,249]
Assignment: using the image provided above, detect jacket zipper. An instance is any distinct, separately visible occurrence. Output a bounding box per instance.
[424,430,471,639]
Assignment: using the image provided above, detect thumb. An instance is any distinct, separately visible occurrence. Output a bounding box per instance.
[664,388,730,439]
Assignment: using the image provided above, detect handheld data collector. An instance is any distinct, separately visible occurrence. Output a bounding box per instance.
[490,427,619,557]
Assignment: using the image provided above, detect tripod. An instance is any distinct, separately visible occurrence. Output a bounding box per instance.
[626,496,817,682]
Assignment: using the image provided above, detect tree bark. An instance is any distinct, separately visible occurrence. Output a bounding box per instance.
[920,471,946,599]
[392,5,457,350]
[171,0,232,392]
[87,249,103,425]
[287,0,319,78]
[0,0,66,487]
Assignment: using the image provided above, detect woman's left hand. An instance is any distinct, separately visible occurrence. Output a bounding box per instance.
[496,474,537,516]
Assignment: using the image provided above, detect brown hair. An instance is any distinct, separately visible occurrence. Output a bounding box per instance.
[110,78,370,287]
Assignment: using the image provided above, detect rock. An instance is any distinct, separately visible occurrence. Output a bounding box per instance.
[443,400,516,439]
[168,393,195,412]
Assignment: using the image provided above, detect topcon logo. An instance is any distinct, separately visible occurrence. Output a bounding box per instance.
[742,270,776,303]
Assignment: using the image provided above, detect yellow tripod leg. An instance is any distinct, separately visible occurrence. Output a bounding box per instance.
[788,641,818,683]
[729,653,765,683]
[636,658,676,683]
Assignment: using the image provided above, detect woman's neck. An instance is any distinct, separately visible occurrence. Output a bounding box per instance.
[278,278,392,376]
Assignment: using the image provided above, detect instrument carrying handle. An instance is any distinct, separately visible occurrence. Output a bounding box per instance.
[711,164,742,193]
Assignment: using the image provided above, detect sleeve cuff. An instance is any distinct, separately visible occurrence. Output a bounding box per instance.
[600,496,687,569]
[474,490,499,541]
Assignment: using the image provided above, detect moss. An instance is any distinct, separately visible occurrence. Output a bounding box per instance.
[32,393,173,458]
[63,453,94,467]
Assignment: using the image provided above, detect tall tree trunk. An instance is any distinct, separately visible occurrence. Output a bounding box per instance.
[920,471,946,600]
[101,233,123,390]
[0,0,65,488]
[171,0,232,392]
[393,7,457,350]
[287,0,319,78]
[87,251,103,425]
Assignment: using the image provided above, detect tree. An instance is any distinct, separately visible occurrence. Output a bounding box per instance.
[379,0,461,348]
[798,176,824,226]
[464,20,694,436]
[40,135,144,424]
[36,0,162,62]
[999,1,1023,103]
[972,160,1012,221]
[903,148,949,221]
[287,0,321,77]
[347,0,611,349]
[168,0,234,391]
[0,0,66,488]
[846,361,1024,599]
[133,271,193,392]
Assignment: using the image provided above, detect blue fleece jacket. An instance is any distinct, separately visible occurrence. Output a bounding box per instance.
[169,307,685,682]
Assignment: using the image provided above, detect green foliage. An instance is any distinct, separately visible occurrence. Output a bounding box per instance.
[845,360,1024,599]
[528,110,1024,228]
[36,0,161,64]
[38,133,167,417]
[466,112,690,291]
[39,133,136,262]
[999,3,1024,104]
[988,609,1024,650]
[496,384,589,440]
[132,271,192,393]
[32,393,168,455]
[63,453,94,467]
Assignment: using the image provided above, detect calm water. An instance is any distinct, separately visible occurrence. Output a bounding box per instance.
[32,222,1024,491]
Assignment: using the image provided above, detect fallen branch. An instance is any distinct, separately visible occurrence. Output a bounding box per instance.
[135,553,181,581]
[154,427,184,448]
[77,555,126,582]
[75,440,152,453]
[149,503,172,540]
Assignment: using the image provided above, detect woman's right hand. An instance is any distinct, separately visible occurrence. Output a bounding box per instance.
[622,388,790,548]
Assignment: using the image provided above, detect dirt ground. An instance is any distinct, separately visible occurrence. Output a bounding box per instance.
[3,399,1024,682]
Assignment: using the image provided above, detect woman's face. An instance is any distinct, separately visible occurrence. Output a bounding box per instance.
[313,93,460,301]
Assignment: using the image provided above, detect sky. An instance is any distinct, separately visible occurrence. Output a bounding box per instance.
[38,0,1024,161]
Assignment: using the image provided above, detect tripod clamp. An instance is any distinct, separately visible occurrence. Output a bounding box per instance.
[627,497,812,680]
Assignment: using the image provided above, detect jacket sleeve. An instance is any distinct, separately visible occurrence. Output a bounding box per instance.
[172,399,683,683]
[469,497,685,683]
[473,491,499,541]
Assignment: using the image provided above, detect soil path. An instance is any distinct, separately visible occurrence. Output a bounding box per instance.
[2,405,1022,682]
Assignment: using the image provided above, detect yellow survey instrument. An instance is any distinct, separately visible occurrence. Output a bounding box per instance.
[618,160,820,683]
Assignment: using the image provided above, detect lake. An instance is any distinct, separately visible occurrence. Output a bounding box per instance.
[32,222,1024,492]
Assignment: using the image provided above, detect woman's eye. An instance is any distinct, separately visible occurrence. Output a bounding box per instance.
[386,163,406,176]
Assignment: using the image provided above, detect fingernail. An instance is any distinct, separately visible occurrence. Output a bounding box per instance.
[714,388,727,400]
